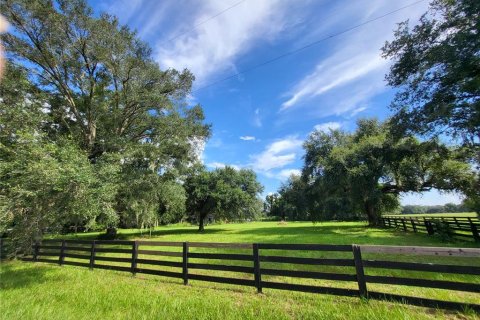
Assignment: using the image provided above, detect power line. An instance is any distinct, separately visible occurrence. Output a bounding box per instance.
[193,0,426,93]
[165,0,247,43]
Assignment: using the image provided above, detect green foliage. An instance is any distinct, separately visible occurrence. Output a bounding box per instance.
[0,0,211,246]
[432,220,453,242]
[158,181,187,225]
[383,0,480,215]
[401,203,469,214]
[184,166,264,231]
[266,175,315,221]
[0,131,115,251]
[382,0,480,147]
[299,119,475,225]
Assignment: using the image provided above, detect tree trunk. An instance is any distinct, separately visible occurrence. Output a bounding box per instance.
[198,217,205,232]
[364,201,380,226]
[105,227,117,239]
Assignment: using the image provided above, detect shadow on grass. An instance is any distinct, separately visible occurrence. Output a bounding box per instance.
[234,224,368,235]
[0,262,54,290]
[229,223,439,246]
[67,227,228,240]
[125,227,228,239]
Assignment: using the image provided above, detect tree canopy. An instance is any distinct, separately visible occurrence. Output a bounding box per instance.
[382,0,480,213]
[382,0,479,147]
[1,0,209,160]
[0,0,213,249]
[298,119,475,225]
[185,166,264,231]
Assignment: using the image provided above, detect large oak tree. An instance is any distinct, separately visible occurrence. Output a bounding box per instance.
[302,119,474,225]
[382,0,480,213]
[0,0,210,246]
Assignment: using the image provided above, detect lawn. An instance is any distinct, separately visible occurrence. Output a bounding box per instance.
[383,212,478,218]
[53,220,480,246]
[2,221,479,320]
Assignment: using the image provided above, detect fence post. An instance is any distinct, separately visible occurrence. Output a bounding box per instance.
[89,240,96,270]
[425,220,434,235]
[352,244,368,299]
[59,240,66,266]
[468,218,480,242]
[182,242,189,285]
[131,240,138,275]
[33,241,40,262]
[401,219,407,232]
[253,243,262,293]
[410,218,417,232]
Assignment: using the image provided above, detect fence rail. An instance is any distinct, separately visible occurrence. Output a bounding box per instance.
[381,215,480,242]
[16,239,480,312]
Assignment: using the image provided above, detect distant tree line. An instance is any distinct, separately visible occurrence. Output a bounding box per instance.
[400,203,470,215]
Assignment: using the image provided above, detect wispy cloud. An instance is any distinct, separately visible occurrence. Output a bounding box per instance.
[156,0,295,84]
[314,121,341,133]
[253,108,262,128]
[207,162,240,170]
[350,106,367,117]
[278,169,301,179]
[279,1,428,116]
[281,54,386,111]
[240,136,256,141]
[250,136,303,172]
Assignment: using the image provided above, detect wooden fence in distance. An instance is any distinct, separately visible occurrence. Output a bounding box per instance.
[381,215,480,242]
[19,240,480,312]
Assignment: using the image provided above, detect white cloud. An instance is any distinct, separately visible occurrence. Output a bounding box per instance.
[156,0,294,84]
[250,136,303,172]
[278,169,301,179]
[350,106,367,117]
[240,136,256,141]
[314,121,341,133]
[207,162,240,170]
[253,108,262,128]
[279,1,428,116]
[281,54,386,110]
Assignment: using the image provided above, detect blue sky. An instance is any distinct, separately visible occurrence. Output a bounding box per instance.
[90,0,463,205]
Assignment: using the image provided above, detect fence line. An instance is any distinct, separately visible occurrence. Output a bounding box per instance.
[381,215,480,242]
[16,239,480,312]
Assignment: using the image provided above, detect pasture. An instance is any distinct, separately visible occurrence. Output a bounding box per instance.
[384,213,477,218]
[1,221,479,320]
[50,220,480,246]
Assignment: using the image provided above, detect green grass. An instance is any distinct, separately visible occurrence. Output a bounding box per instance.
[55,220,480,246]
[2,221,480,319]
[384,212,478,218]
[1,262,477,320]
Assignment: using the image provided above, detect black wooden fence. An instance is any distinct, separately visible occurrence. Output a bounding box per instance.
[17,239,480,312]
[381,215,480,242]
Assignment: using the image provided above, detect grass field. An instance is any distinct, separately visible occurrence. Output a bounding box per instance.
[383,212,478,218]
[52,220,480,246]
[2,221,479,320]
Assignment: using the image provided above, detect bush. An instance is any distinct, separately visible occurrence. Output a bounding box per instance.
[433,220,453,242]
